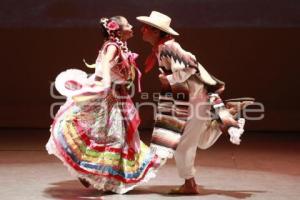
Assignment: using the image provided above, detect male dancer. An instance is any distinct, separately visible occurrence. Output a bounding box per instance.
[137,11,252,194]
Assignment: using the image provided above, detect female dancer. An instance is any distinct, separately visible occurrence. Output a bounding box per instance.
[46,16,164,194]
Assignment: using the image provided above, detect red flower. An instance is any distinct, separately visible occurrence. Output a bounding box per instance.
[107,21,119,31]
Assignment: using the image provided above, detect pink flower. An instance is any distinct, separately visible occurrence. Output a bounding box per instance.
[107,21,119,31]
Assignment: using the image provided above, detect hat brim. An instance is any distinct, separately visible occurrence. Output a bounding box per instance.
[136,16,179,36]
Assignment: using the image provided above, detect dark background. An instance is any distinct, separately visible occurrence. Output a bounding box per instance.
[1,0,300,131]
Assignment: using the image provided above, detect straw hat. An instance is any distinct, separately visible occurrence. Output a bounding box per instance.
[137,11,179,36]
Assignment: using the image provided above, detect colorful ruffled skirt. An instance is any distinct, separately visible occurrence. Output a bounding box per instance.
[46,70,164,194]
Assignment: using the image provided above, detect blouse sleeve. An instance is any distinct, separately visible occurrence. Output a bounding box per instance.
[95,43,120,88]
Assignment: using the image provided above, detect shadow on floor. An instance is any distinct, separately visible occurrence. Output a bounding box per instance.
[43,180,103,200]
[127,185,263,199]
[44,180,264,199]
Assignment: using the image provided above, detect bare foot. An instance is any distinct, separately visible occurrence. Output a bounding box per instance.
[169,178,200,195]
[218,109,239,128]
[222,117,239,128]
[226,101,254,116]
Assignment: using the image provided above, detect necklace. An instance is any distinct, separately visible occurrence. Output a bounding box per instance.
[108,36,129,53]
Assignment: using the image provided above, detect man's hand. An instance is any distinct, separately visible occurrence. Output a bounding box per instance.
[159,73,172,92]
[215,84,225,94]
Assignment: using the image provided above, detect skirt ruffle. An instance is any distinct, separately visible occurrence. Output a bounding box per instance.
[47,68,166,193]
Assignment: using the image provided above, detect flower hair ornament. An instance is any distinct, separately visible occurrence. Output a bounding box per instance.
[100,17,129,53]
[100,18,120,35]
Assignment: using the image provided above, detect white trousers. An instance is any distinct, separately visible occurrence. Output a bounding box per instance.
[174,96,222,179]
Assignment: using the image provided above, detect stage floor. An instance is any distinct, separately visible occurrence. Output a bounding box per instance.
[0,129,299,200]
